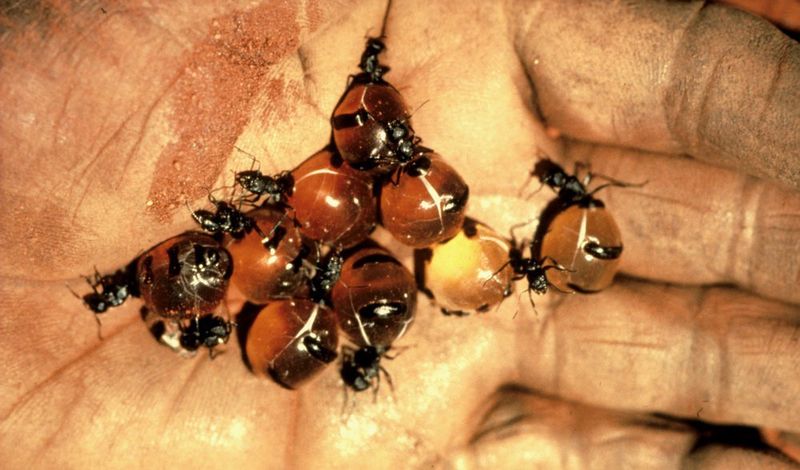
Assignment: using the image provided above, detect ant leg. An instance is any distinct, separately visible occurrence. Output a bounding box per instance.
[390,166,402,186]
[268,210,291,238]
[66,284,82,301]
[586,178,648,199]
[234,145,262,173]
[540,257,572,272]
[382,345,408,361]
[372,371,381,403]
[94,314,104,341]
[547,281,575,295]
[378,0,393,38]
[508,220,537,248]
[340,383,352,422]
[483,260,513,288]
[380,365,396,401]
[573,161,593,186]
[526,289,538,317]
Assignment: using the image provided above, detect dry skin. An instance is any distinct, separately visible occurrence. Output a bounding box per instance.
[0,0,798,468]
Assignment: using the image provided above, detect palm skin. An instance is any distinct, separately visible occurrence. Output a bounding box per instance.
[0,0,798,468]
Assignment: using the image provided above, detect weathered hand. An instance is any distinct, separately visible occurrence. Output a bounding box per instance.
[0,0,798,468]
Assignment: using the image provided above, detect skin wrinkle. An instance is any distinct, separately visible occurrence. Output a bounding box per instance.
[1,0,800,465]
[159,353,207,435]
[28,386,85,468]
[730,174,761,289]
[115,71,184,188]
[709,291,732,421]
[758,40,791,126]
[664,5,800,188]
[694,47,729,157]
[68,109,138,222]
[296,44,326,119]
[0,313,140,420]
[51,77,75,151]
[507,1,546,124]
[687,287,719,420]
[663,1,708,151]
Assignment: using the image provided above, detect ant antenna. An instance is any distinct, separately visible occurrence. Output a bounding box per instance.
[234,145,262,172]
[408,99,430,118]
[185,201,202,221]
[511,288,536,319]
[520,178,546,200]
[508,218,537,245]
[379,0,393,39]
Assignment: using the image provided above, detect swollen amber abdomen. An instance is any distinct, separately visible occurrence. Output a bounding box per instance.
[380,154,469,248]
[332,82,411,172]
[246,299,338,389]
[137,232,232,320]
[226,208,306,304]
[331,243,416,348]
[288,149,377,249]
[539,203,623,292]
[425,222,513,313]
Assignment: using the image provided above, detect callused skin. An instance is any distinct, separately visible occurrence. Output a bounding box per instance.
[1,0,798,469]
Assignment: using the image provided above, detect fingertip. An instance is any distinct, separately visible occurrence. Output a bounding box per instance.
[663,3,800,190]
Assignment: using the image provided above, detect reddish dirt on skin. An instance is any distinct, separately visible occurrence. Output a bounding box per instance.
[147,0,306,222]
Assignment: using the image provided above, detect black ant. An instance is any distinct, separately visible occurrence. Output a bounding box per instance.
[357,0,393,83]
[190,198,256,240]
[69,268,133,337]
[493,221,573,311]
[233,146,294,206]
[179,313,235,357]
[527,157,645,206]
[340,344,394,394]
[236,170,294,206]
[308,249,344,304]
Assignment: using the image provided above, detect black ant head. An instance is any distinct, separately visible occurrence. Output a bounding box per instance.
[180,314,233,351]
[276,172,295,196]
[341,360,371,392]
[365,37,386,56]
[105,284,130,307]
[76,269,133,313]
[340,345,385,392]
[83,294,109,313]
[359,38,391,81]
[533,159,567,190]
[192,209,221,233]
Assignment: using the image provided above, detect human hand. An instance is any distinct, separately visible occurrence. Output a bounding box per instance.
[0,0,798,468]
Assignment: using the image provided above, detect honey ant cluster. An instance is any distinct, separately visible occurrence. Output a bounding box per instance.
[71,1,637,397]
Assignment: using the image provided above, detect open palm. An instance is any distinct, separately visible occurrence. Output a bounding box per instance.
[1,0,798,467]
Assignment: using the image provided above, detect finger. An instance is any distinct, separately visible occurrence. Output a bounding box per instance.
[515,279,800,433]
[686,445,799,469]
[721,0,800,31]
[511,0,800,189]
[560,141,800,305]
[764,428,800,463]
[448,386,696,468]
